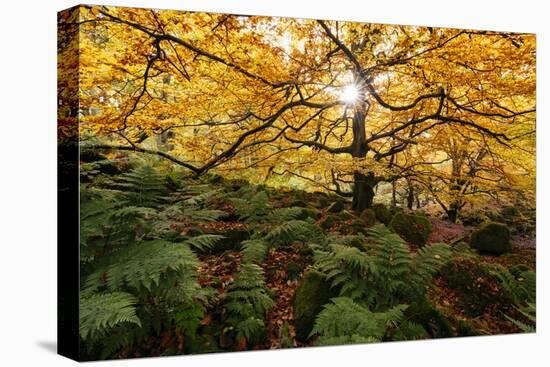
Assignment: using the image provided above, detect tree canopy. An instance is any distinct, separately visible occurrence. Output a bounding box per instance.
[58,5,535,214]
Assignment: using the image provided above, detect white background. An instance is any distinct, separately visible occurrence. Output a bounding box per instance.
[0,0,547,365]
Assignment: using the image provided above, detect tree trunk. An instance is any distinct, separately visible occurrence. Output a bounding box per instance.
[391,181,397,207]
[406,180,414,210]
[447,208,458,223]
[352,172,375,212]
[349,102,375,212]
[446,200,461,223]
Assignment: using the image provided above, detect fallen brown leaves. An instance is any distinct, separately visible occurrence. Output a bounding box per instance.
[198,221,248,233]
[197,250,243,293]
[261,245,312,349]
[431,276,521,336]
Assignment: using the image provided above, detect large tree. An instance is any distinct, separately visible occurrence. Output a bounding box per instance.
[59,5,536,211]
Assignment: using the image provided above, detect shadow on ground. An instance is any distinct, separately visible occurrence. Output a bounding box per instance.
[36,341,57,354]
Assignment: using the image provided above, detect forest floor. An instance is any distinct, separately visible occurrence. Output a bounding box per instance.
[195,208,535,349]
[79,161,536,359]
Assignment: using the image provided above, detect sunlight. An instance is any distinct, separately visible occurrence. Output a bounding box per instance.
[340,84,360,104]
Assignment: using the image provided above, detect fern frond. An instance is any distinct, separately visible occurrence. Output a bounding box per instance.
[231,191,271,223]
[234,317,265,342]
[504,302,536,332]
[315,244,372,300]
[187,209,227,222]
[241,239,269,263]
[181,188,222,207]
[392,321,429,341]
[408,243,452,291]
[310,297,407,344]
[85,240,200,294]
[116,165,167,207]
[223,263,274,343]
[80,292,141,340]
[492,267,536,306]
[265,220,323,247]
[266,207,305,222]
[183,234,225,252]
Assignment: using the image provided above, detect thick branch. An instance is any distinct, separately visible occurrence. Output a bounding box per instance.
[83,144,200,173]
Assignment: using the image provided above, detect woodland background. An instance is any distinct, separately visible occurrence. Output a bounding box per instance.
[1,0,548,367]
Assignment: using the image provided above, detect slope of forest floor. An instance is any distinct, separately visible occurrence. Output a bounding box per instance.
[79,161,536,358]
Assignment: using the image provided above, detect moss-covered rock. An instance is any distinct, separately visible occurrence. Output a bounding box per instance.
[469,222,511,255]
[452,241,471,253]
[360,208,376,227]
[319,215,339,230]
[460,210,489,226]
[389,212,432,246]
[327,201,345,213]
[184,226,205,237]
[345,219,370,235]
[338,210,355,221]
[501,205,519,218]
[372,203,393,225]
[293,270,337,342]
[289,200,308,208]
[286,262,302,281]
[303,208,323,220]
[310,192,330,209]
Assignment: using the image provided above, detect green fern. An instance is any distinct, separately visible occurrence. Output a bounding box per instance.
[365,225,451,307]
[222,263,275,344]
[241,239,269,264]
[491,266,536,306]
[231,191,272,223]
[315,244,372,300]
[505,302,536,332]
[80,292,141,340]
[181,187,222,207]
[173,303,205,341]
[115,165,167,207]
[265,220,324,247]
[409,243,452,289]
[365,225,411,301]
[314,224,451,310]
[80,187,121,261]
[391,321,430,341]
[185,208,226,222]
[84,240,200,295]
[266,207,306,222]
[183,234,226,253]
[310,297,407,345]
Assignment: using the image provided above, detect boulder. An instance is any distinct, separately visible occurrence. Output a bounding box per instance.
[319,215,338,230]
[289,200,308,208]
[469,222,511,255]
[389,212,432,246]
[359,208,376,227]
[452,241,471,253]
[327,201,345,213]
[372,203,392,225]
[293,270,336,341]
[501,205,519,218]
[349,218,369,235]
[302,208,323,220]
[338,210,355,221]
[286,262,302,281]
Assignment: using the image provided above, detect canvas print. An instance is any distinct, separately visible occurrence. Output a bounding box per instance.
[57,4,536,361]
